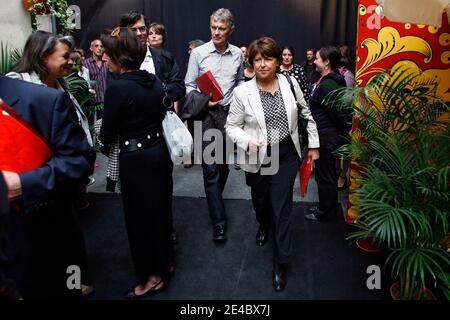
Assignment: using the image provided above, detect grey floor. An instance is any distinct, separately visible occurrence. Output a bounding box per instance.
[88,153,349,214]
[81,153,388,300]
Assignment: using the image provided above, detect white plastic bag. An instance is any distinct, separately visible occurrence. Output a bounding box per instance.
[162,110,193,164]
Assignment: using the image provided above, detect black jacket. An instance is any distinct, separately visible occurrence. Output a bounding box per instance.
[309,72,348,136]
[101,70,166,146]
[178,90,209,121]
[150,48,185,102]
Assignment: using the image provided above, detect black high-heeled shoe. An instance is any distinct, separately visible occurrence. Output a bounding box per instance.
[125,279,165,300]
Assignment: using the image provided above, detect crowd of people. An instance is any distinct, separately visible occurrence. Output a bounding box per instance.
[0,7,355,299]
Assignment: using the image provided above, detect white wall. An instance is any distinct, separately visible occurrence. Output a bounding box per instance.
[0,1,33,50]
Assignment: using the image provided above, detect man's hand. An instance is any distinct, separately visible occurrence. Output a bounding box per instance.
[1,171,22,201]
[306,148,320,164]
[248,139,263,153]
[207,99,221,109]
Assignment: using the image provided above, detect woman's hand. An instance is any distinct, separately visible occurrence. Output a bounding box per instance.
[248,139,263,153]
[306,148,319,164]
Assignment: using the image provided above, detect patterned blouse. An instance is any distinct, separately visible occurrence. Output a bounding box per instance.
[258,87,290,145]
[280,64,310,102]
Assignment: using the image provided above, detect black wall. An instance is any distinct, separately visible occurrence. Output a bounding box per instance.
[68,0,357,74]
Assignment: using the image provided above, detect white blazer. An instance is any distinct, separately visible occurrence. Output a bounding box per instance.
[225,73,320,173]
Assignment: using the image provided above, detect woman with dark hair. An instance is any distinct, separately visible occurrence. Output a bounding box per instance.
[7,31,92,147]
[226,37,320,292]
[99,27,174,299]
[147,22,166,49]
[305,46,347,222]
[279,46,310,102]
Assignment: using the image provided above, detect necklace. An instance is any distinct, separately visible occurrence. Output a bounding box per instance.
[281,64,293,72]
[256,79,278,94]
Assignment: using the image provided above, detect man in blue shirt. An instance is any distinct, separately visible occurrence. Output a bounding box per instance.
[185,8,244,242]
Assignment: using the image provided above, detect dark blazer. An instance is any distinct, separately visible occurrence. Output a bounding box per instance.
[150,47,185,102]
[0,75,92,299]
[0,76,93,214]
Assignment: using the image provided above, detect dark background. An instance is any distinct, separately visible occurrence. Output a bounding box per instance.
[68,0,357,74]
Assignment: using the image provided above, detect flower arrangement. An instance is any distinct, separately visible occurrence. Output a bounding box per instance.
[23,0,75,35]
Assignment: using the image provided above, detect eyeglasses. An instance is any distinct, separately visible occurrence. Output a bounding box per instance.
[129,25,147,33]
[111,26,121,39]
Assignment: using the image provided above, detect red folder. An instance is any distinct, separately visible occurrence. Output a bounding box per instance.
[195,70,224,102]
[299,158,313,198]
[0,99,53,173]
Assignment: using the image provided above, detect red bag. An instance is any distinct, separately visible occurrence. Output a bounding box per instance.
[0,99,53,173]
[299,158,313,198]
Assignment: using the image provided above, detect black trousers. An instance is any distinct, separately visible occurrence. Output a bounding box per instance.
[119,138,174,284]
[314,135,340,219]
[246,138,300,264]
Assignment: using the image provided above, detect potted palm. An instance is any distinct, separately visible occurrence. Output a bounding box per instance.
[327,64,450,299]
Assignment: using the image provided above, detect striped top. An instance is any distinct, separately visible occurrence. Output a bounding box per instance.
[84,57,108,103]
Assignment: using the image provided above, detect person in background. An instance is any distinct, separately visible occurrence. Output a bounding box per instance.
[336,45,356,191]
[184,8,244,243]
[279,46,310,102]
[305,46,346,222]
[187,39,205,56]
[301,48,321,96]
[226,37,319,292]
[0,74,93,299]
[72,48,93,91]
[119,11,185,103]
[84,39,108,120]
[100,27,174,299]
[183,39,205,169]
[147,22,165,50]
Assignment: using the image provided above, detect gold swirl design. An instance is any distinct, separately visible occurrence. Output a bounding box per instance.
[359,4,367,16]
[442,52,450,64]
[356,26,433,81]
[390,61,450,101]
[439,33,450,46]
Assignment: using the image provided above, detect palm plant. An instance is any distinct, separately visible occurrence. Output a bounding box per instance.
[0,42,22,75]
[327,65,450,299]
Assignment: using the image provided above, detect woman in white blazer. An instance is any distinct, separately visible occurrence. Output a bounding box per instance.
[225,37,320,292]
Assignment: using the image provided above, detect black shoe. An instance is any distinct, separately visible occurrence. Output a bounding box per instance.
[272,263,287,292]
[184,163,194,168]
[256,226,268,247]
[172,230,178,244]
[213,225,226,242]
[125,280,165,300]
[304,213,320,221]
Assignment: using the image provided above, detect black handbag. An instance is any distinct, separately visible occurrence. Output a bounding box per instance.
[284,74,309,153]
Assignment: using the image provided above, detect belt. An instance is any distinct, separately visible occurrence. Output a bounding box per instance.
[120,130,163,153]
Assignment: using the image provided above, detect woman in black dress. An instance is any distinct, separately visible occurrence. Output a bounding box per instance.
[279,46,310,102]
[100,27,174,299]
